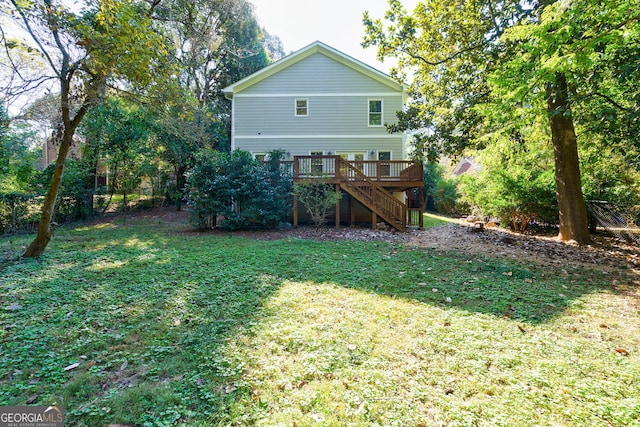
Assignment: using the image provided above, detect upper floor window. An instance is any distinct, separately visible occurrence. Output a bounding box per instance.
[295,99,308,117]
[368,100,383,126]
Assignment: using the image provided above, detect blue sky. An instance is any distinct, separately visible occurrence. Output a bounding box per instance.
[249,0,419,74]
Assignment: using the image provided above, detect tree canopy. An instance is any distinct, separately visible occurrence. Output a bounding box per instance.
[1,0,279,255]
[364,0,640,243]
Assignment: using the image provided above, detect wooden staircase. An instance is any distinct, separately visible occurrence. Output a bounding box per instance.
[336,157,407,232]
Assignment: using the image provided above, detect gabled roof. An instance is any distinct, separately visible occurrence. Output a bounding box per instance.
[222,41,404,98]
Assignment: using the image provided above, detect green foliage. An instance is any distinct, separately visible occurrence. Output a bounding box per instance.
[580,140,640,217]
[363,0,528,161]
[365,0,640,238]
[0,193,40,235]
[186,149,292,230]
[0,159,96,235]
[0,106,39,192]
[0,219,637,425]
[459,126,558,230]
[422,162,467,215]
[433,176,463,215]
[293,180,342,229]
[460,167,557,231]
[422,162,441,210]
[73,0,173,88]
[82,97,158,209]
[253,149,293,229]
[33,160,93,222]
[148,0,283,210]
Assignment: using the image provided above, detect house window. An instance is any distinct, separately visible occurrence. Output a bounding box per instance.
[338,152,366,175]
[295,99,308,117]
[337,152,365,162]
[368,100,383,126]
[378,151,391,177]
[254,153,266,162]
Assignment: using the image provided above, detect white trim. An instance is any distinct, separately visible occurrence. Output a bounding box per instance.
[233,92,401,98]
[230,97,236,150]
[234,134,401,139]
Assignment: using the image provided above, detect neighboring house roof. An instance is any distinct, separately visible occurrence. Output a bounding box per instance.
[451,157,482,176]
[222,41,405,98]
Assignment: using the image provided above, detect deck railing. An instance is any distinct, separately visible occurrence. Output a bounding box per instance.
[293,156,422,182]
[335,157,407,231]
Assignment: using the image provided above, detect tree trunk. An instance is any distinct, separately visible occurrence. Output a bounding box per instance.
[175,165,186,211]
[546,72,590,244]
[23,125,74,257]
[123,189,127,224]
[84,147,99,214]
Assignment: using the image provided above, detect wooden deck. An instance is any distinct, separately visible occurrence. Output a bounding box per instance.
[291,156,424,231]
[292,156,424,190]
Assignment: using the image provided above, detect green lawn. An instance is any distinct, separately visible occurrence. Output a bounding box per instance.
[1,217,638,426]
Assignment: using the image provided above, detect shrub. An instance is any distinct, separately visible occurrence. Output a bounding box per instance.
[186,149,292,230]
[434,176,463,215]
[32,160,93,222]
[460,166,557,231]
[0,192,40,235]
[293,180,342,229]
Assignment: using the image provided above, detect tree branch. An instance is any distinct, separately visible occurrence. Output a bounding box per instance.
[146,0,163,17]
[9,0,61,78]
[591,91,632,112]
[405,41,488,67]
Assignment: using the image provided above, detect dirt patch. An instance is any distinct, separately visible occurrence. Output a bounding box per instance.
[408,223,639,276]
[205,225,412,243]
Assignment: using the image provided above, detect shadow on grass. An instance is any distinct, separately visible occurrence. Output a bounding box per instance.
[0,224,283,425]
[0,220,619,425]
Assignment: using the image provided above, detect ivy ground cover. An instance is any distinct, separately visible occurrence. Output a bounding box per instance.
[1,217,638,426]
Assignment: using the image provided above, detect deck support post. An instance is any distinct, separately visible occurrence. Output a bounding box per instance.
[349,196,355,228]
[293,192,298,228]
[335,184,340,229]
[419,188,424,228]
[372,211,377,230]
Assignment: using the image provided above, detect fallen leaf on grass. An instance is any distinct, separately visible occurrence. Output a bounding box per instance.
[26,394,40,404]
[63,362,80,371]
[517,325,529,334]
[616,348,630,356]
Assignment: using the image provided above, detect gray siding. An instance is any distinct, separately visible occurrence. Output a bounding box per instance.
[234,95,402,137]
[243,54,395,94]
[231,51,405,158]
[234,137,404,160]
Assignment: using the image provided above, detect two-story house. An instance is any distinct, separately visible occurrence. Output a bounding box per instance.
[223,41,423,230]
